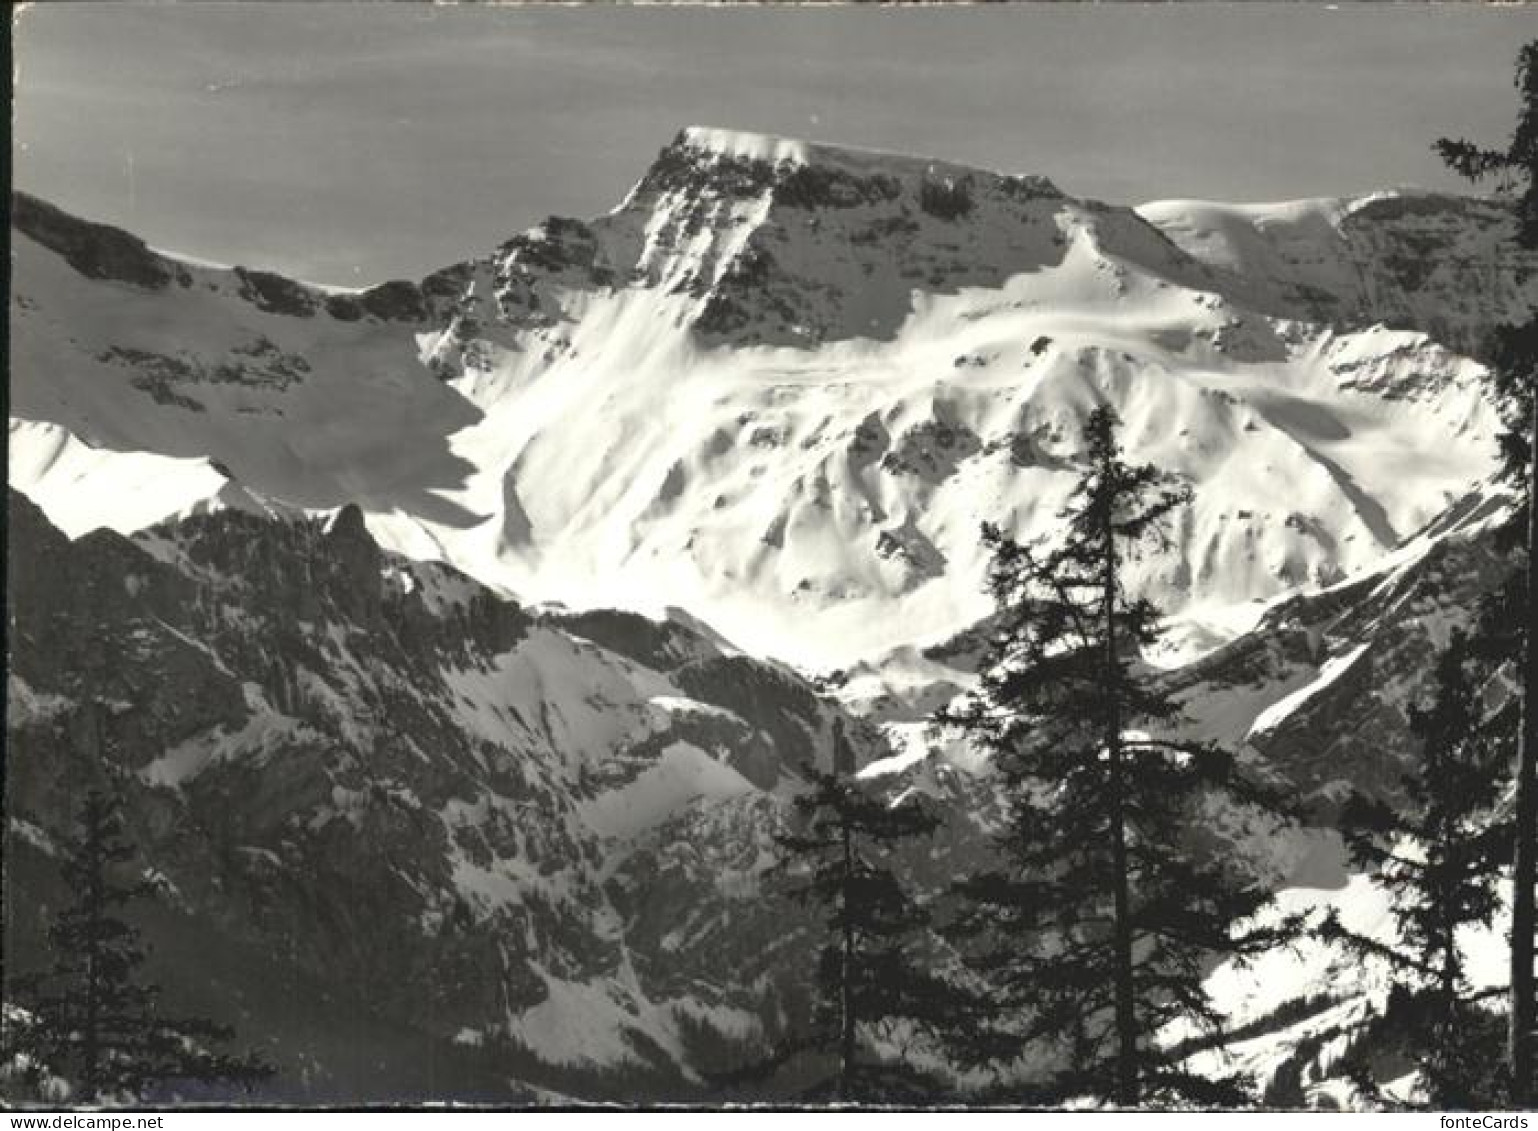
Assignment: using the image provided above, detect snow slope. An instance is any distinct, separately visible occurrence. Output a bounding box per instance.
[8,418,258,537]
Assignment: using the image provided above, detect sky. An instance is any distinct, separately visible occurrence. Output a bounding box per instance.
[13,2,1538,287]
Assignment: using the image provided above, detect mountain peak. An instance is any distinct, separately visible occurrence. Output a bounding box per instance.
[675,125,817,166]
[668,125,1061,196]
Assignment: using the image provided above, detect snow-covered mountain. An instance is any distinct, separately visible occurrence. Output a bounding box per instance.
[7,127,1533,1102]
[11,127,1533,669]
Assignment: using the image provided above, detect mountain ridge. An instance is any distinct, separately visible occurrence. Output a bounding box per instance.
[6,126,1532,1103]
[14,129,1526,341]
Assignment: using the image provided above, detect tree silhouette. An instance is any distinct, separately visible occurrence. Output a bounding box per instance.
[718,722,954,1102]
[4,790,272,1104]
[1322,631,1512,1107]
[1436,38,1538,1105]
[940,405,1295,1107]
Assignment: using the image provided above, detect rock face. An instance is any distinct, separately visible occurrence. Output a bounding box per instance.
[1165,489,1515,812]
[5,492,879,1100]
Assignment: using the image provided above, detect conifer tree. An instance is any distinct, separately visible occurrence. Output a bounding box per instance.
[1322,631,1512,1107]
[6,790,272,1104]
[724,723,953,1102]
[941,405,1294,1107]
[1436,39,1538,1104]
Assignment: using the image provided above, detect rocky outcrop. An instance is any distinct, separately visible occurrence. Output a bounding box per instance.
[359,279,431,323]
[11,191,185,290]
[234,267,322,317]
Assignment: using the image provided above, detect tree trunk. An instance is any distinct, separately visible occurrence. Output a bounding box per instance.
[1104,507,1138,1107]
[82,947,100,1101]
[1511,394,1538,1106]
[82,817,103,1101]
[839,811,857,1102]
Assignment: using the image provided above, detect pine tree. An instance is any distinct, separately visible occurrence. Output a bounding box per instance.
[5,790,272,1104]
[723,722,954,1102]
[941,405,1294,1107]
[1436,39,1538,1105]
[1321,631,1512,1107]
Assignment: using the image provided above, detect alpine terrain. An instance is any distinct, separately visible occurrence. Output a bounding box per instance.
[6,126,1535,1104]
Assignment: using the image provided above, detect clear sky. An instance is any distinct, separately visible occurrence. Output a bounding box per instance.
[13,2,1536,287]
